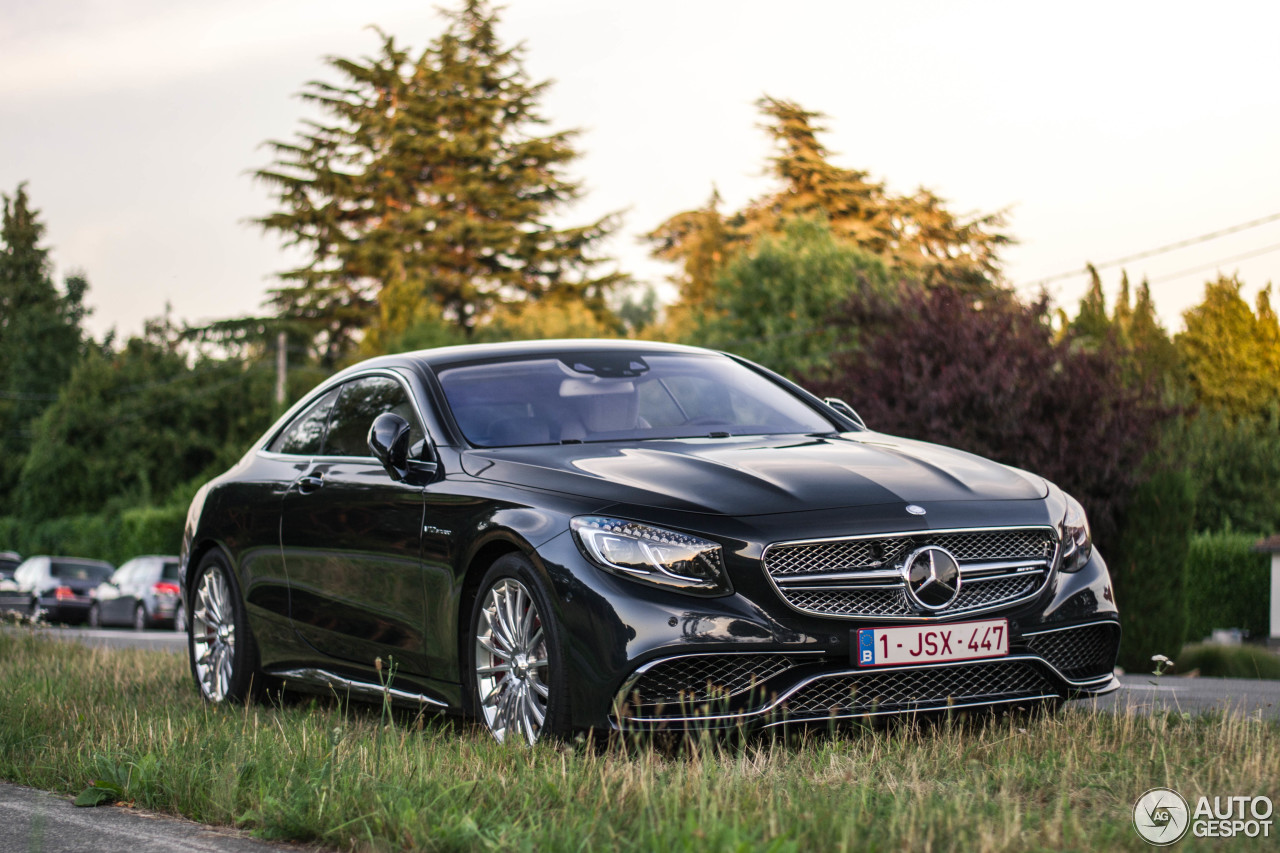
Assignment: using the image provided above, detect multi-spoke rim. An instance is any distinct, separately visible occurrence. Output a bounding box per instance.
[475,578,550,745]
[192,565,236,701]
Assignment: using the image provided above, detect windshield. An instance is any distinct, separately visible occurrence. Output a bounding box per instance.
[435,352,837,447]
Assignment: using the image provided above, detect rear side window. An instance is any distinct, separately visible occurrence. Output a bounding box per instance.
[161,561,181,581]
[268,388,340,455]
[324,375,424,458]
[52,562,112,583]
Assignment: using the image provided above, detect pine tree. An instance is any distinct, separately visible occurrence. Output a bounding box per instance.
[1176,275,1280,417]
[0,183,91,514]
[649,96,1011,321]
[256,1,622,364]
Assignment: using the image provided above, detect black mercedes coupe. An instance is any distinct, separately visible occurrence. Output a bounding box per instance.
[180,340,1120,744]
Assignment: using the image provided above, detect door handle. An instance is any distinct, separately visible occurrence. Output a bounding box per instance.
[297,473,325,494]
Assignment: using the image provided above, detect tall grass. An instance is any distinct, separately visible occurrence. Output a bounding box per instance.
[1,627,1277,852]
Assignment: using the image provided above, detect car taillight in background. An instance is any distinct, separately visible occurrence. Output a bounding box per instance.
[54,586,76,600]
[153,582,180,597]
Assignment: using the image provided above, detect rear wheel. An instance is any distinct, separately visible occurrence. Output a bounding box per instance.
[28,598,43,624]
[469,554,569,745]
[188,552,261,703]
[173,599,186,633]
[133,603,148,631]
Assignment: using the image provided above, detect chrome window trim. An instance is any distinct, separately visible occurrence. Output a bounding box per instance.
[257,367,436,463]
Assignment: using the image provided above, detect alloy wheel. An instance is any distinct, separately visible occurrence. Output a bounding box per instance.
[192,565,236,701]
[474,578,550,744]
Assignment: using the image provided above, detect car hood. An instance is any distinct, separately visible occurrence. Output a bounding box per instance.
[460,432,1047,516]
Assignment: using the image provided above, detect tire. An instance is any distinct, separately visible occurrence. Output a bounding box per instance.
[88,603,101,628]
[468,553,570,745]
[187,551,262,704]
[173,599,186,633]
[133,603,148,632]
[28,598,43,624]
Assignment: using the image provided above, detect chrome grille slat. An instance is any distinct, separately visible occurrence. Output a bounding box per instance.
[764,527,1056,619]
[784,660,1056,716]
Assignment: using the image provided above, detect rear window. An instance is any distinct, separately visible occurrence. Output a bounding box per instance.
[51,562,113,583]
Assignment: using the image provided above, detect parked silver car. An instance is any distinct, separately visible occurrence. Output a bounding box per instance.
[90,555,184,631]
[0,556,114,624]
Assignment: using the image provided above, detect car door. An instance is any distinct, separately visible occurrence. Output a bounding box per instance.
[280,373,432,676]
[98,562,133,625]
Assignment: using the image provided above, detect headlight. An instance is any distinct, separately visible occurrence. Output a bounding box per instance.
[1059,495,1092,572]
[570,516,732,596]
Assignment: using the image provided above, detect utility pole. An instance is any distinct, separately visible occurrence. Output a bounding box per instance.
[275,331,287,409]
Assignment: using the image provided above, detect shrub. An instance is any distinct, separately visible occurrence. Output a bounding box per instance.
[1175,643,1280,680]
[1108,470,1196,671]
[0,500,187,566]
[1184,531,1270,641]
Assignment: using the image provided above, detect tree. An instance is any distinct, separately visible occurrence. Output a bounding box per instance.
[1175,275,1280,418]
[256,1,623,364]
[648,97,1011,323]
[804,283,1174,552]
[0,183,91,513]
[17,316,278,519]
[692,217,895,379]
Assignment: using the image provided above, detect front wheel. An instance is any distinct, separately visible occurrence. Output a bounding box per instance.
[469,554,569,745]
[188,552,261,703]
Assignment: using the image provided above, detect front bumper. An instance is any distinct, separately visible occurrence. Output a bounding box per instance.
[535,529,1120,731]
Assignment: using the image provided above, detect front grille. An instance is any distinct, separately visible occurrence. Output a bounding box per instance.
[764,527,1056,620]
[783,660,1057,717]
[1026,623,1119,680]
[628,654,799,707]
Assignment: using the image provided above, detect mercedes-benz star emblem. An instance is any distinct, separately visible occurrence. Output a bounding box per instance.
[905,504,926,516]
[901,545,962,611]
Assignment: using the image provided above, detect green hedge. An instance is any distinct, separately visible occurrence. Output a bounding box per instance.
[1184,531,1270,641]
[0,502,187,568]
[1109,469,1196,671]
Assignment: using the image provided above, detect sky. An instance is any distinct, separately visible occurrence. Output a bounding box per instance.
[2,0,1279,342]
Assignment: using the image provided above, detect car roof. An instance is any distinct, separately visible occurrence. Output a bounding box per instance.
[0,551,20,561]
[335,339,718,379]
[29,555,114,567]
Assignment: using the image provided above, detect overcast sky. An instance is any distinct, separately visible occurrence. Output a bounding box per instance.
[2,0,1278,341]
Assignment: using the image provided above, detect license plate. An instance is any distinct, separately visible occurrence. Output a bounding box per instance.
[856,619,1008,667]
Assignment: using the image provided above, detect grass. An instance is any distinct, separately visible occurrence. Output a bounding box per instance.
[1175,642,1280,680]
[1,627,1278,852]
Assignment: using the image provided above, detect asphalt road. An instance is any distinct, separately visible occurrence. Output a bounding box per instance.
[5,624,189,653]
[1081,672,1280,720]
[0,784,301,853]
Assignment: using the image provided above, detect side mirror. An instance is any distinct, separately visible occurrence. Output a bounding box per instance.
[368,413,413,481]
[823,397,866,429]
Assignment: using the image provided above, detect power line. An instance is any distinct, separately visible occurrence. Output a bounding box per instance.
[1147,241,1280,285]
[1024,210,1280,288]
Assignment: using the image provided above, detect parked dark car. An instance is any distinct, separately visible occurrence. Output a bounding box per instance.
[181,340,1121,744]
[0,552,22,604]
[0,556,115,624]
[0,551,20,582]
[90,555,184,631]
